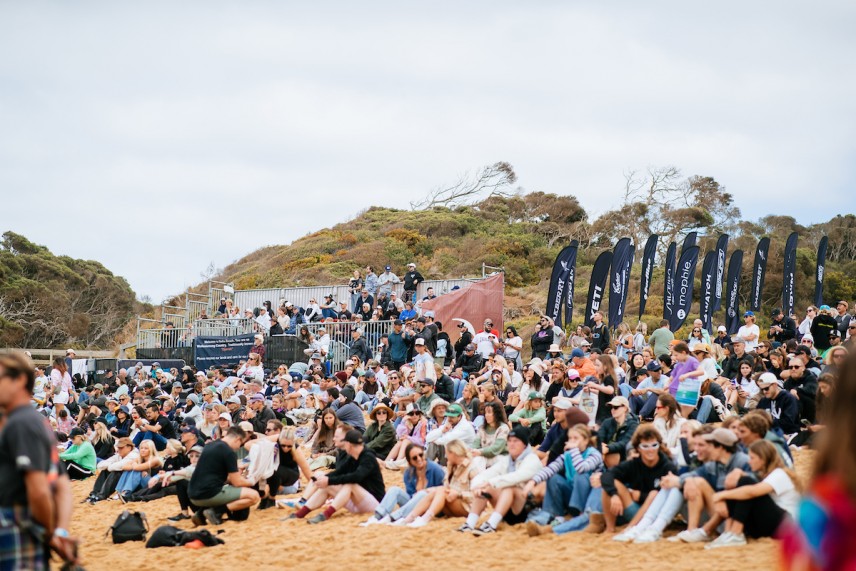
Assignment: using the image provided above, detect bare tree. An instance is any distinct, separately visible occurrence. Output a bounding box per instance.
[410,162,517,210]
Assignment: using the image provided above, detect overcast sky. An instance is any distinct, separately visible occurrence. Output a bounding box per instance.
[1,2,853,302]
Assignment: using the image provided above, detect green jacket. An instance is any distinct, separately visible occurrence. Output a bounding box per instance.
[59,441,97,472]
[508,406,547,430]
[364,421,396,459]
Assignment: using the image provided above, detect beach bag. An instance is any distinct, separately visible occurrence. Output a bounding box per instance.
[146,525,225,548]
[107,510,148,544]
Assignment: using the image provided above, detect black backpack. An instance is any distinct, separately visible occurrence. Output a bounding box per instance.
[106,510,148,544]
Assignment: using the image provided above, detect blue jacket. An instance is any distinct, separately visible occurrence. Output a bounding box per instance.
[388,330,412,363]
[404,460,445,496]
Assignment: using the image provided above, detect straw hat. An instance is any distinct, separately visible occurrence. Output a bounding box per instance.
[369,404,395,422]
[692,343,711,355]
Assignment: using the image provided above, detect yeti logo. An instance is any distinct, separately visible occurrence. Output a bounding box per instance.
[677,309,686,320]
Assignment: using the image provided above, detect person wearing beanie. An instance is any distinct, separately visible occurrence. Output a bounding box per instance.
[458,425,542,535]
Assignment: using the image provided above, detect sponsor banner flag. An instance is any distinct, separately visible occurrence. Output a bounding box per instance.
[712,234,729,311]
[564,246,578,328]
[750,237,771,312]
[638,234,659,319]
[669,245,700,332]
[608,238,634,328]
[814,236,828,307]
[585,251,613,327]
[680,231,698,257]
[663,242,677,322]
[782,232,799,316]
[725,250,744,335]
[699,251,716,333]
[545,241,579,324]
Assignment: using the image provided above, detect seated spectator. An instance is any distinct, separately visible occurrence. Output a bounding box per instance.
[736,410,794,468]
[59,427,97,480]
[84,437,139,503]
[290,429,386,524]
[385,404,427,470]
[652,394,685,450]
[90,418,116,461]
[116,440,163,500]
[508,392,547,445]
[458,426,542,535]
[755,373,801,436]
[364,404,397,460]
[597,396,639,468]
[471,401,510,469]
[708,440,801,548]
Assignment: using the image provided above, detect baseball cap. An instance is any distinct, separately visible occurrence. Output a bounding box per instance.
[414,338,425,346]
[407,262,416,267]
[172,381,183,388]
[249,394,264,403]
[570,348,585,359]
[417,378,435,387]
[444,403,464,417]
[226,396,241,405]
[69,427,85,439]
[819,305,831,312]
[566,368,580,380]
[385,265,391,271]
[218,412,232,421]
[731,336,747,344]
[190,445,204,455]
[802,333,814,342]
[703,427,739,447]
[646,361,662,372]
[579,340,592,347]
[771,308,783,317]
[717,326,727,333]
[93,383,103,391]
[743,311,754,317]
[465,343,475,351]
[830,330,842,338]
[552,399,573,410]
[528,391,544,401]
[607,396,630,409]
[508,425,531,444]
[756,372,779,388]
[343,429,364,445]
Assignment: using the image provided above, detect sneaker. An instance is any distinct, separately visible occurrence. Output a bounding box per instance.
[203,508,223,526]
[359,516,381,527]
[407,517,429,528]
[633,528,662,544]
[704,532,747,549]
[675,528,710,543]
[613,526,641,543]
[307,514,328,525]
[456,523,475,533]
[191,511,207,527]
[526,521,553,537]
[471,522,496,536]
[257,498,276,511]
[168,513,191,522]
[276,499,304,509]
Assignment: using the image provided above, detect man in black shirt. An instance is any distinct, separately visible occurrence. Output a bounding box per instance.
[768,308,797,346]
[291,430,385,523]
[589,311,610,353]
[402,263,424,302]
[133,402,176,451]
[189,426,259,525]
[0,352,77,568]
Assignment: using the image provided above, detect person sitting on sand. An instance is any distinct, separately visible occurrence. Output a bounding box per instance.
[523,423,603,527]
[599,424,676,534]
[166,444,203,522]
[305,409,340,470]
[385,404,427,470]
[706,440,801,549]
[84,437,139,503]
[364,404,397,460]
[394,439,483,528]
[361,442,444,526]
[471,401,510,470]
[115,440,163,501]
[457,426,542,535]
[290,429,386,524]
[59,427,97,480]
[189,425,260,525]
[259,427,312,509]
[425,403,476,465]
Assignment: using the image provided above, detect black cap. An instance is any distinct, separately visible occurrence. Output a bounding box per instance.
[508,425,530,444]
[771,308,783,317]
[343,429,364,445]
[69,427,85,439]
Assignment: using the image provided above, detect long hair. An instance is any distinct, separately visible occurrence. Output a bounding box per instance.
[52,356,68,375]
[483,400,507,428]
[749,440,801,492]
[568,423,596,449]
[657,393,680,429]
[316,409,339,447]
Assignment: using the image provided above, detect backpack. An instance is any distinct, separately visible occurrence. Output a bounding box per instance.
[106,510,148,544]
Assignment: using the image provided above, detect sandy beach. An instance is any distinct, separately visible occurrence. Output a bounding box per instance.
[66,450,811,571]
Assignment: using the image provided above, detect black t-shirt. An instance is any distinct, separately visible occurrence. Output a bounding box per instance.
[0,405,60,507]
[153,415,177,440]
[188,440,237,500]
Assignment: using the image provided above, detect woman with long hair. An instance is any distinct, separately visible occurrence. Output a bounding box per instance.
[588,355,617,424]
[91,418,115,461]
[633,322,648,352]
[628,353,646,381]
[115,440,163,500]
[237,352,264,383]
[457,383,480,422]
[767,347,788,377]
[384,404,427,470]
[471,401,509,468]
[397,439,483,527]
[50,356,73,416]
[503,325,523,370]
[364,404,397,460]
[305,409,339,470]
[653,394,685,449]
[725,361,759,411]
[616,322,634,360]
[687,326,706,351]
[709,440,801,547]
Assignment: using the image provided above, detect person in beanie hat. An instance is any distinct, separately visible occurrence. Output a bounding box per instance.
[458,425,542,535]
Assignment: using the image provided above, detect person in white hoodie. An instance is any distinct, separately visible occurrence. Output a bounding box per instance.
[425,403,476,464]
[457,425,542,535]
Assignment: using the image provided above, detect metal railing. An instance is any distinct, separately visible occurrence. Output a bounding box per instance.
[193,317,255,338]
[209,281,232,313]
[300,320,395,372]
[234,277,483,315]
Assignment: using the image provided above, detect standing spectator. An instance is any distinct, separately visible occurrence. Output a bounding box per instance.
[737,311,760,352]
[649,320,675,359]
[377,265,401,298]
[348,270,364,312]
[403,263,424,302]
[811,305,839,352]
[836,300,852,337]
[530,317,554,360]
[590,311,611,353]
[364,266,378,299]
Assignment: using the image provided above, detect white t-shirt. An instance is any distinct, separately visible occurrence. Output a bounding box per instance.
[737,324,760,352]
[764,468,800,518]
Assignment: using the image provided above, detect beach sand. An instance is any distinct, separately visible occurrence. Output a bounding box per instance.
[67,449,812,571]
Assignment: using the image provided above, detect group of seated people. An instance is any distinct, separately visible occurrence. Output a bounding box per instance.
[41,306,844,551]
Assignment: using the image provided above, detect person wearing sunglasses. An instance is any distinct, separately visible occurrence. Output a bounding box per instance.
[782,358,819,426]
[252,428,312,510]
[687,325,707,352]
[361,442,444,526]
[755,374,801,436]
[598,424,676,536]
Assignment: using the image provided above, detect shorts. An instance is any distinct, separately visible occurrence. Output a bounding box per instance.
[344,488,380,514]
[53,391,69,405]
[618,501,641,525]
[191,485,244,508]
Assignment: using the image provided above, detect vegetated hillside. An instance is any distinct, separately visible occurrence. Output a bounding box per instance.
[0,232,138,349]
[210,186,856,341]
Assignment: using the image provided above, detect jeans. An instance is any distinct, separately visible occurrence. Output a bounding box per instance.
[618,384,632,399]
[630,393,659,418]
[116,470,149,495]
[543,474,573,518]
[375,487,428,520]
[355,391,378,410]
[553,482,602,535]
[696,397,713,423]
[637,487,684,531]
[569,472,593,514]
[133,431,168,451]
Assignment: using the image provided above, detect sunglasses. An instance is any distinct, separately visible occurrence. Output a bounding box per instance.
[375,410,388,415]
[790,365,803,369]
[761,386,773,392]
[409,453,424,462]
[654,405,665,410]
[407,411,420,416]
[265,428,278,433]
[637,442,660,451]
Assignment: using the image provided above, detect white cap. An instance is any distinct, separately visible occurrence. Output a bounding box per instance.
[408,262,416,267]
[414,338,426,346]
[717,326,727,333]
